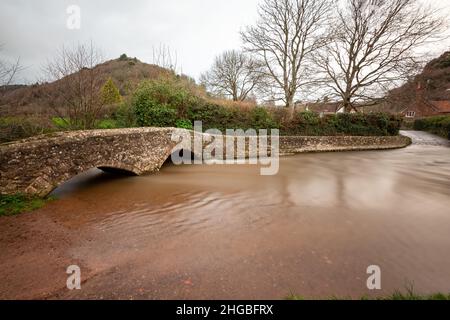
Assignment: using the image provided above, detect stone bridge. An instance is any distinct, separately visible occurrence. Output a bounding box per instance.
[0,127,411,197]
[0,128,185,197]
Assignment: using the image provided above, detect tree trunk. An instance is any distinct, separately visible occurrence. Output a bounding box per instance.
[343,97,352,113]
[286,95,295,118]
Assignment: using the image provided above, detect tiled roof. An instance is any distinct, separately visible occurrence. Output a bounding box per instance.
[430,100,450,113]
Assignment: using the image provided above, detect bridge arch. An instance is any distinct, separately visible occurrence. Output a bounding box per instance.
[0,128,181,197]
[163,148,202,166]
[27,162,143,197]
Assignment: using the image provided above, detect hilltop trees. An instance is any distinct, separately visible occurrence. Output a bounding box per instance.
[200,50,264,101]
[241,0,332,112]
[314,0,446,112]
[152,44,179,74]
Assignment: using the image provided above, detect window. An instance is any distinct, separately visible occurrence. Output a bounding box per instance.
[406,111,416,118]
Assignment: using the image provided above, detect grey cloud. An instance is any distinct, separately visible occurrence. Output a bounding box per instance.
[0,0,261,83]
[0,0,448,84]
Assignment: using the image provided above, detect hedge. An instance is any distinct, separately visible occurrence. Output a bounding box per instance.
[133,78,199,127]
[414,116,450,139]
[126,77,403,136]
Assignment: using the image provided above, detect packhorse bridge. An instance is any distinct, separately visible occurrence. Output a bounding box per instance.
[0,128,183,197]
[0,127,411,197]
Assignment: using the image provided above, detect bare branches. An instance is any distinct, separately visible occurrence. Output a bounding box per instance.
[0,45,22,88]
[152,44,179,74]
[43,42,105,129]
[241,0,332,110]
[314,0,447,112]
[200,50,264,101]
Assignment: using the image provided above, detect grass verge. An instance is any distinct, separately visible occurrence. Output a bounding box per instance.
[287,291,450,301]
[0,194,54,217]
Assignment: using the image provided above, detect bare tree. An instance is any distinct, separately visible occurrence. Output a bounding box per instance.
[241,0,332,112]
[44,42,105,129]
[200,50,264,101]
[0,45,22,88]
[315,0,446,112]
[152,44,179,74]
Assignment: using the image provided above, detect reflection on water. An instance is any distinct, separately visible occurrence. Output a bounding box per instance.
[49,139,450,299]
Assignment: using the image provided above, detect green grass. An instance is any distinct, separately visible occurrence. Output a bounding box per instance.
[0,194,54,217]
[287,293,450,301]
[51,117,71,129]
[96,119,120,129]
[385,291,450,300]
[287,287,450,301]
[52,117,121,130]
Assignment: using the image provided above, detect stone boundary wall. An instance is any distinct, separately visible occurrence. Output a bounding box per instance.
[279,135,412,155]
[0,128,412,196]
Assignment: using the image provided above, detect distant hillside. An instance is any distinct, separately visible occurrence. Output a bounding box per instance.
[0,57,177,116]
[419,51,450,100]
[384,51,450,112]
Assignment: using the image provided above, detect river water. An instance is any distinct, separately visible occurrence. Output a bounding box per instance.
[35,131,450,298]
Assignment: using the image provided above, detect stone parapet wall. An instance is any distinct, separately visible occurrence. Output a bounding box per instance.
[279,135,412,155]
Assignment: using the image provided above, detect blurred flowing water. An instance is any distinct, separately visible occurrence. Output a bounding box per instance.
[49,131,450,299]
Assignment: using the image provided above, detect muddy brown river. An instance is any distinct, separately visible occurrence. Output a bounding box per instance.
[1,131,449,299]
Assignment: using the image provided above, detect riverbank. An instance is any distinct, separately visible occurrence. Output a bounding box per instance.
[287,291,450,300]
[0,194,53,216]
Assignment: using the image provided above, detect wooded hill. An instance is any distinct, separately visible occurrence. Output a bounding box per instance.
[0,56,184,117]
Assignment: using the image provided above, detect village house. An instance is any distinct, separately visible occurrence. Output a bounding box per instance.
[401,82,450,119]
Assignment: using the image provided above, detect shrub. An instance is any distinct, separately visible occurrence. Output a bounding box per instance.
[176,119,193,130]
[187,104,279,132]
[0,117,54,143]
[101,78,122,105]
[293,111,322,135]
[188,105,399,136]
[277,112,401,136]
[250,107,279,130]
[132,78,199,127]
[113,102,137,128]
[187,103,233,131]
[414,115,450,139]
[299,111,321,126]
[136,104,177,127]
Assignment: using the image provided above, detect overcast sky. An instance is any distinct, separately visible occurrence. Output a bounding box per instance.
[1,0,449,84]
